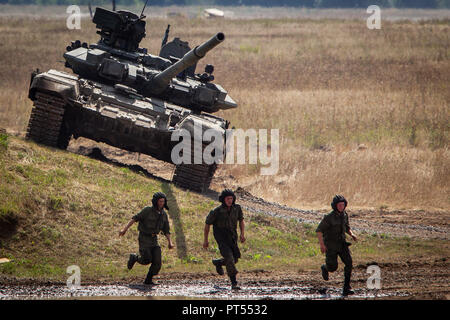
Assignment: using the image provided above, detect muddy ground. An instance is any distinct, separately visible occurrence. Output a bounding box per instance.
[0,138,448,300]
[1,259,448,299]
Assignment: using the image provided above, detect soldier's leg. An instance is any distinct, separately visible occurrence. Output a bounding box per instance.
[218,244,238,278]
[212,239,232,276]
[137,246,152,265]
[229,248,241,290]
[339,245,353,295]
[212,258,225,275]
[325,250,339,273]
[212,255,238,269]
[144,246,162,285]
[149,246,162,276]
[224,255,238,277]
[127,253,138,270]
[231,242,241,266]
[225,255,239,290]
[213,258,225,266]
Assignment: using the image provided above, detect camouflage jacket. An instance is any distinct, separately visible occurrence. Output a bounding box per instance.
[205,204,244,242]
[316,210,350,251]
[132,206,170,247]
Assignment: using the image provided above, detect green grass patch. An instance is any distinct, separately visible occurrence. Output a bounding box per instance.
[0,133,8,153]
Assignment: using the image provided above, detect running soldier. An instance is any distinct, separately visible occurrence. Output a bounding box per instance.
[316,195,358,296]
[203,189,245,290]
[119,192,174,285]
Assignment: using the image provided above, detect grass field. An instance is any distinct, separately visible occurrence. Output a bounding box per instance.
[0,134,448,281]
[0,9,448,212]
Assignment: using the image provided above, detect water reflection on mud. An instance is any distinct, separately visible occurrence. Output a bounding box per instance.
[0,281,406,300]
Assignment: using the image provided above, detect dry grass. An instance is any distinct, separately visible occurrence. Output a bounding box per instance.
[0,15,448,210]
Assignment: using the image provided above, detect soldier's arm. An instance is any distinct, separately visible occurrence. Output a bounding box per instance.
[317,232,327,253]
[162,215,171,235]
[239,219,245,243]
[239,220,246,243]
[203,224,211,248]
[316,216,326,251]
[162,216,174,248]
[119,218,136,237]
[346,227,357,241]
[165,233,174,249]
[237,205,245,242]
[344,214,357,241]
[203,209,217,248]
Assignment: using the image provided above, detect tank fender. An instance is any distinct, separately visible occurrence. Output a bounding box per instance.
[28,69,79,102]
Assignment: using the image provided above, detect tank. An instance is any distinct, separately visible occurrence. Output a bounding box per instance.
[26,6,237,193]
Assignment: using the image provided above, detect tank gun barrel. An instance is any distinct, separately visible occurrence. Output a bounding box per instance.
[150,32,224,94]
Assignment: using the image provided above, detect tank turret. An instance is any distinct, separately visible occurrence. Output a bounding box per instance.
[147,32,224,94]
[63,7,236,113]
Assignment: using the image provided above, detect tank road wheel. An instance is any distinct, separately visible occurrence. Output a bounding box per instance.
[172,163,217,193]
[26,92,71,149]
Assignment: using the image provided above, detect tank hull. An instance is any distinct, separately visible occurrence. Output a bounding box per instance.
[27,69,226,192]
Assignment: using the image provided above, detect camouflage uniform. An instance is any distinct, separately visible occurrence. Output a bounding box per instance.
[316,195,353,294]
[130,195,170,283]
[206,202,244,279]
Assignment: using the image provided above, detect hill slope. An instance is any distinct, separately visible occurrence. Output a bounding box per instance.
[0,133,448,285]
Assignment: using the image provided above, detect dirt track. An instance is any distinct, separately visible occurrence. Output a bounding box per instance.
[1,258,449,299]
[232,188,450,240]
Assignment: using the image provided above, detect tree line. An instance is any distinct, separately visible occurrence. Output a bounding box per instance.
[1,0,449,9]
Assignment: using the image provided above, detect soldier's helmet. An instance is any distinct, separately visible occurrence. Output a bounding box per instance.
[331,194,347,211]
[219,189,236,205]
[152,192,169,210]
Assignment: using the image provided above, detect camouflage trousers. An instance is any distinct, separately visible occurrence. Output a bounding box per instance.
[323,243,353,286]
[213,240,241,277]
[136,245,162,277]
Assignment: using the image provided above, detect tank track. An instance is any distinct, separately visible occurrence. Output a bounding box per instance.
[172,163,217,193]
[26,92,70,149]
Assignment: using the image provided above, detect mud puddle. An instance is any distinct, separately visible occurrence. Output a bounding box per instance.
[0,281,406,300]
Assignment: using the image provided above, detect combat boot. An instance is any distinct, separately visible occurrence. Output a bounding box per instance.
[144,274,158,285]
[321,265,329,281]
[212,259,224,275]
[230,275,241,290]
[342,274,354,296]
[231,282,241,290]
[127,254,138,270]
[342,285,354,296]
